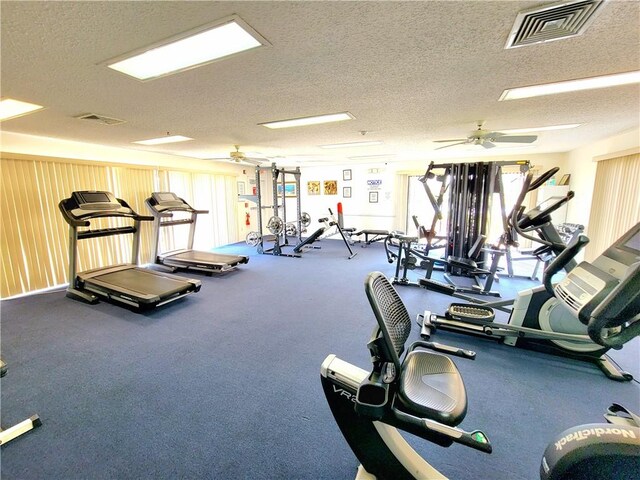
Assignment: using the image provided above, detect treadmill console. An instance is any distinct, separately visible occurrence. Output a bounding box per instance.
[150,192,188,209]
[72,191,121,211]
[554,222,640,323]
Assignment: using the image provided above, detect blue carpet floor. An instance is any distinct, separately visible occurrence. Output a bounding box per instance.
[1,239,638,479]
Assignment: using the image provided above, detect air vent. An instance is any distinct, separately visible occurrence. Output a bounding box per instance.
[75,113,126,125]
[505,0,605,49]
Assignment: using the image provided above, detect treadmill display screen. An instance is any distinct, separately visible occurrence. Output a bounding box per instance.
[80,192,110,204]
[72,191,121,211]
[155,193,178,202]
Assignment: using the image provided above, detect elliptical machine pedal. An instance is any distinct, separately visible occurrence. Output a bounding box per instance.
[446,303,495,325]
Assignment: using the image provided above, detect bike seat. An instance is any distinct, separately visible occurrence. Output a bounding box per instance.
[399,350,467,426]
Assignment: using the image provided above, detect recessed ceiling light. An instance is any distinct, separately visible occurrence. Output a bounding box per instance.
[499,70,640,100]
[500,124,583,134]
[107,16,268,81]
[0,98,44,121]
[320,141,383,149]
[133,135,193,145]
[259,112,354,129]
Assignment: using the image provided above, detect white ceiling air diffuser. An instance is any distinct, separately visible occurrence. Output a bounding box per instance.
[75,113,126,125]
[505,0,606,49]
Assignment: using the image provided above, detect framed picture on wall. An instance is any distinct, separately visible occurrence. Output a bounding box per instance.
[343,169,352,181]
[277,182,298,197]
[369,191,378,203]
[307,181,320,195]
[343,187,351,198]
[324,180,338,195]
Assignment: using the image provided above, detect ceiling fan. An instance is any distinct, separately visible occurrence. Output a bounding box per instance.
[433,123,538,150]
[208,145,270,166]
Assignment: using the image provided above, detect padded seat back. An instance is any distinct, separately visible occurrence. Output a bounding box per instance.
[365,271,412,372]
[363,272,468,425]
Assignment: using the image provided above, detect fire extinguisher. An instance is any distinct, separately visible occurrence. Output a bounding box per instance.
[245,212,251,226]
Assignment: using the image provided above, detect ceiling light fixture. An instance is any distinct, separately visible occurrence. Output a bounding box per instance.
[0,98,44,121]
[500,124,583,134]
[133,135,193,145]
[500,70,640,100]
[259,112,354,129]
[320,141,383,149]
[106,16,268,81]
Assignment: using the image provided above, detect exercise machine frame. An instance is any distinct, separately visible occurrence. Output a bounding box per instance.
[146,192,249,274]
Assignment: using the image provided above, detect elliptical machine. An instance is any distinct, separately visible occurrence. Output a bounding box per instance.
[417,175,636,381]
[320,260,639,479]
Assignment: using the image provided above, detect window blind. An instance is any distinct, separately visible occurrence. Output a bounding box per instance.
[586,153,640,261]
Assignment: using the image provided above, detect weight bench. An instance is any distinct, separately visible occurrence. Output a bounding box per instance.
[353,229,390,247]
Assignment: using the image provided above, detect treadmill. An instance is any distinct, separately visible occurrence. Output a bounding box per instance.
[145,192,249,274]
[59,191,201,311]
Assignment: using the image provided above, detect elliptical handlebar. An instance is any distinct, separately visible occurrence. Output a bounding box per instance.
[542,234,589,296]
[587,262,640,349]
[529,167,559,191]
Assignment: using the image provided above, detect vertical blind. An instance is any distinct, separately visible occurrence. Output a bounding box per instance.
[586,153,640,261]
[1,155,237,298]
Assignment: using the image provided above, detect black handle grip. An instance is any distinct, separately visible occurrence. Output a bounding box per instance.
[529,167,559,191]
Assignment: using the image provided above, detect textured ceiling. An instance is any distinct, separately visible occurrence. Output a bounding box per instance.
[1,1,639,166]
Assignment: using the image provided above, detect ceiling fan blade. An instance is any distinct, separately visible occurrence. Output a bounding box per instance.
[435,141,468,150]
[433,138,467,143]
[482,141,496,149]
[493,134,537,144]
[243,157,268,166]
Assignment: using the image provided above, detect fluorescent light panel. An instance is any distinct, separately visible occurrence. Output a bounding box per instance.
[500,124,583,134]
[321,140,383,149]
[107,18,266,81]
[500,70,640,100]
[133,135,193,145]
[260,112,354,129]
[0,98,44,121]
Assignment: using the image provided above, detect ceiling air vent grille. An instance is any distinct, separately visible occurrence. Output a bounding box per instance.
[505,0,606,49]
[75,113,126,125]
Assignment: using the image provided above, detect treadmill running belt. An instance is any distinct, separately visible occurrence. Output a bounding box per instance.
[91,268,191,297]
[167,251,247,265]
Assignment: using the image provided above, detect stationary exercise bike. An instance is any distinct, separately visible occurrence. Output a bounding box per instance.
[418,176,637,381]
[320,267,639,479]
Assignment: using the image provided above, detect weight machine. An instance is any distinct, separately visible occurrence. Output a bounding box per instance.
[391,161,530,295]
[243,163,311,258]
[444,160,529,266]
[412,162,449,252]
